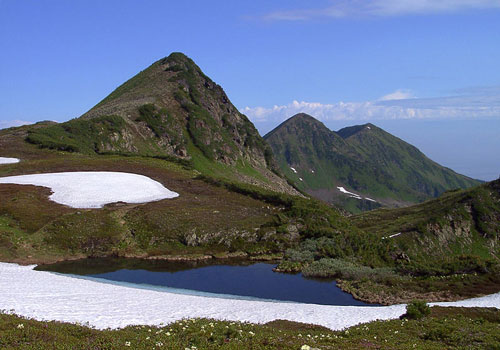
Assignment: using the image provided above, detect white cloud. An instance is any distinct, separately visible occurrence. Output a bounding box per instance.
[241,87,500,130]
[263,0,500,21]
[0,120,33,130]
[379,89,415,101]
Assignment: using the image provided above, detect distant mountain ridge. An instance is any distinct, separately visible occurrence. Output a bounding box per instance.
[264,113,480,211]
[25,53,297,195]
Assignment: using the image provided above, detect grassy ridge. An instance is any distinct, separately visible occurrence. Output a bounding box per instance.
[352,179,500,274]
[26,115,128,154]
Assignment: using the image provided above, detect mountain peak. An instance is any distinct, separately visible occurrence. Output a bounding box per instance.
[265,113,330,139]
[25,53,299,195]
[337,123,378,139]
[161,51,190,62]
[288,113,328,125]
[158,52,209,80]
[289,113,317,122]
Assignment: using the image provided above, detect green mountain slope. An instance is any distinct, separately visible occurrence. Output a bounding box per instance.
[352,179,500,273]
[264,113,480,211]
[25,53,296,195]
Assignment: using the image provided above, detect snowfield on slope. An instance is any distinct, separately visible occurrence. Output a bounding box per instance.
[0,263,499,331]
[337,186,362,200]
[0,171,178,208]
[0,157,20,164]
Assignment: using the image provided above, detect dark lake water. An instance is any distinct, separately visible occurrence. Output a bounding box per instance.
[37,258,373,306]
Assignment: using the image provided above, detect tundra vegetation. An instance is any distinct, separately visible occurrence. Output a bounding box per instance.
[1,306,499,349]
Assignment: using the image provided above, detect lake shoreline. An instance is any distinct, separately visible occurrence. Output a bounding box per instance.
[36,257,369,307]
[5,251,500,306]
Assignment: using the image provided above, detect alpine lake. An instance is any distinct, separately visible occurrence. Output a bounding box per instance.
[36,258,376,306]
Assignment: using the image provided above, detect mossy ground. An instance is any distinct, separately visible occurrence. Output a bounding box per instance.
[0,307,499,349]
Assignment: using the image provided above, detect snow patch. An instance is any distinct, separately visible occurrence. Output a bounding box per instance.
[0,157,20,164]
[365,197,377,203]
[311,170,315,173]
[0,172,178,208]
[382,232,402,240]
[290,167,297,173]
[299,178,303,181]
[0,262,499,331]
[337,186,362,200]
[366,126,371,130]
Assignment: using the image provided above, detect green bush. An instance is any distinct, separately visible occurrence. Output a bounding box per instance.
[275,260,302,273]
[301,258,399,281]
[285,248,315,263]
[404,300,431,320]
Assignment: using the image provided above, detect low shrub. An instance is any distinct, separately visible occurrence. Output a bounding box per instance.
[404,300,431,320]
[301,258,399,281]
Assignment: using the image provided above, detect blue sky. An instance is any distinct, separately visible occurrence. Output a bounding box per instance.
[1,0,499,180]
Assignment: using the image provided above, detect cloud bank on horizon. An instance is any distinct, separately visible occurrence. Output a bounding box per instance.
[241,87,500,130]
[263,0,500,21]
[0,120,32,130]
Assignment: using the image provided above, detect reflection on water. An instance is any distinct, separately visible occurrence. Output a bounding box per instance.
[37,258,374,306]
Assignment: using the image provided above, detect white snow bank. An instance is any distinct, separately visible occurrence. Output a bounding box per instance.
[0,157,20,164]
[337,186,362,200]
[0,172,178,208]
[382,232,402,240]
[337,186,377,202]
[0,263,498,331]
[290,167,297,173]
